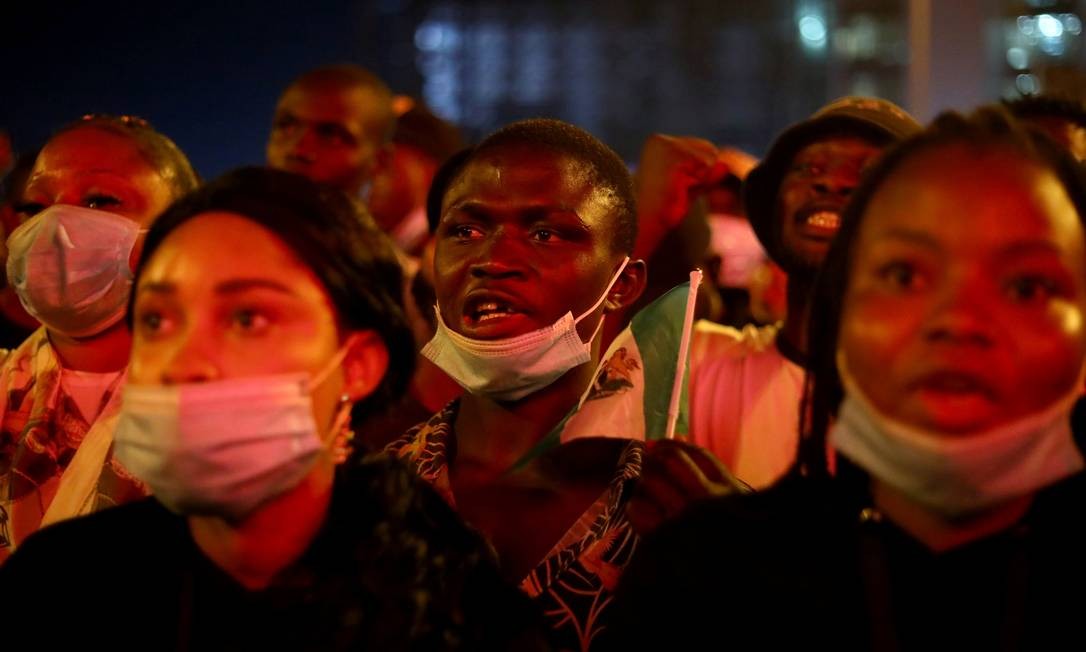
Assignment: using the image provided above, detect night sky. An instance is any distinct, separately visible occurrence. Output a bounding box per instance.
[2,0,413,179]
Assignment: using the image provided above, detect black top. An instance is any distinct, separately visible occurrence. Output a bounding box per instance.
[604,464,1086,651]
[0,454,547,651]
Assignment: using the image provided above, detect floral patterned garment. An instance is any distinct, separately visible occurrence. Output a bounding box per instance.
[386,401,643,652]
[0,328,145,564]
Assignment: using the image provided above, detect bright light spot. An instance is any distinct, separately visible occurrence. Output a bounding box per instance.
[1006,47,1029,70]
[415,23,443,51]
[799,15,828,45]
[1018,16,1036,36]
[415,22,460,52]
[1038,13,1064,38]
[1065,14,1082,35]
[1039,37,1066,56]
[1016,73,1040,95]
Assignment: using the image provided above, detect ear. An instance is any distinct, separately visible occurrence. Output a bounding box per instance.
[341,330,389,403]
[604,258,648,312]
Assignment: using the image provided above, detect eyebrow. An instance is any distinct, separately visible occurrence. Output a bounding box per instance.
[872,228,1067,259]
[444,200,588,227]
[25,169,131,190]
[996,240,1066,259]
[870,227,941,249]
[138,278,297,296]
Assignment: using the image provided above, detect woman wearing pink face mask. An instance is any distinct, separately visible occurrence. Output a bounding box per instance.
[0,167,544,650]
[0,115,198,563]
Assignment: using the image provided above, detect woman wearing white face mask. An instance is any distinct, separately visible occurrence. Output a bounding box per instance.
[605,108,1086,650]
[0,115,198,563]
[0,167,545,649]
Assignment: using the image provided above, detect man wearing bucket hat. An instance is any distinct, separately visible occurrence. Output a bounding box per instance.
[684,97,921,490]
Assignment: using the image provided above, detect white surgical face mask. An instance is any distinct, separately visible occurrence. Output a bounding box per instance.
[113,347,351,522]
[830,354,1086,518]
[6,204,142,338]
[421,257,630,402]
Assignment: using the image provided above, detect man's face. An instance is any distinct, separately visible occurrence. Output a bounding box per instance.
[266,83,385,196]
[367,143,438,232]
[776,135,883,270]
[433,145,627,343]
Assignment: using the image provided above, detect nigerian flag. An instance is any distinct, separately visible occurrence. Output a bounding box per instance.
[511,271,702,468]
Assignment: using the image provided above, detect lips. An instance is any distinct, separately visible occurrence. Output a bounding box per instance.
[469,300,519,323]
[794,204,843,239]
[460,289,530,332]
[910,371,997,399]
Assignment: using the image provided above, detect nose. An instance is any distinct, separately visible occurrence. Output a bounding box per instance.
[155,327,220,386]
[922,274,996,348]
[288,127,320,162]
[812,171,858,198]
[468,229,528,280]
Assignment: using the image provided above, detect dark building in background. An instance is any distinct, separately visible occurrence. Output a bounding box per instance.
[2,1,1083,178]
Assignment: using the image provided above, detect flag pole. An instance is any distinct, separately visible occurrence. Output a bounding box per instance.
[665,269,702,439]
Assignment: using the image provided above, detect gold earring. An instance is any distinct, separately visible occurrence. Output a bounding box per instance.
[331,394,355,464]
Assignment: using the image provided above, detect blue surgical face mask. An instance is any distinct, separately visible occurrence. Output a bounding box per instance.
[421,257,630,402]
[6,204,141,338]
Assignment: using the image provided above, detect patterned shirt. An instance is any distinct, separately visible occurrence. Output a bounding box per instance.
[0,328,145,563]
[387,401,643,652]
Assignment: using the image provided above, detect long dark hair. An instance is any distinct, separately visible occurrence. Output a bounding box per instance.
[795,105,1086,479]
[129,166,415,421]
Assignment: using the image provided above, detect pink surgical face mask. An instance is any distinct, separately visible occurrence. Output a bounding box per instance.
[113,347,350,522]
[6,204,142,338]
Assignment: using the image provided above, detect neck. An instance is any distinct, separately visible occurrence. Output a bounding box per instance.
[410,355,464,413]
[871,479,1033,552]
[188,457,336,590]
[47,322,131,372]
[454,354,598,476]
[779,273,814,360]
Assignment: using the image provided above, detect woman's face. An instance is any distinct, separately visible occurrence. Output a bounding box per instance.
[839,144,1086,435]
[19,126,175,227]
[129,211,383,439]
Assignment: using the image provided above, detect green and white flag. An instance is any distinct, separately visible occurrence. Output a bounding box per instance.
[510,271,702,468]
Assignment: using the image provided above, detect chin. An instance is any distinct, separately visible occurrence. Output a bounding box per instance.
[913,411,1002,438]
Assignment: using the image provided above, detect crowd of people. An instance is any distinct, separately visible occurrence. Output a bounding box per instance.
[1,61,1086,651]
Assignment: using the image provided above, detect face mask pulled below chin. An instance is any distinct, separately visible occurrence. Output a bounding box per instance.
[6,204,141,338]
[422,257,630,402]
[830,354,1086,519]
[113,348,350,522]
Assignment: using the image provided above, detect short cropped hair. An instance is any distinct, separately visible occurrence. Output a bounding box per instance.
[287,64,397,144]
[458,118,637,254]
[55,114,199,199]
